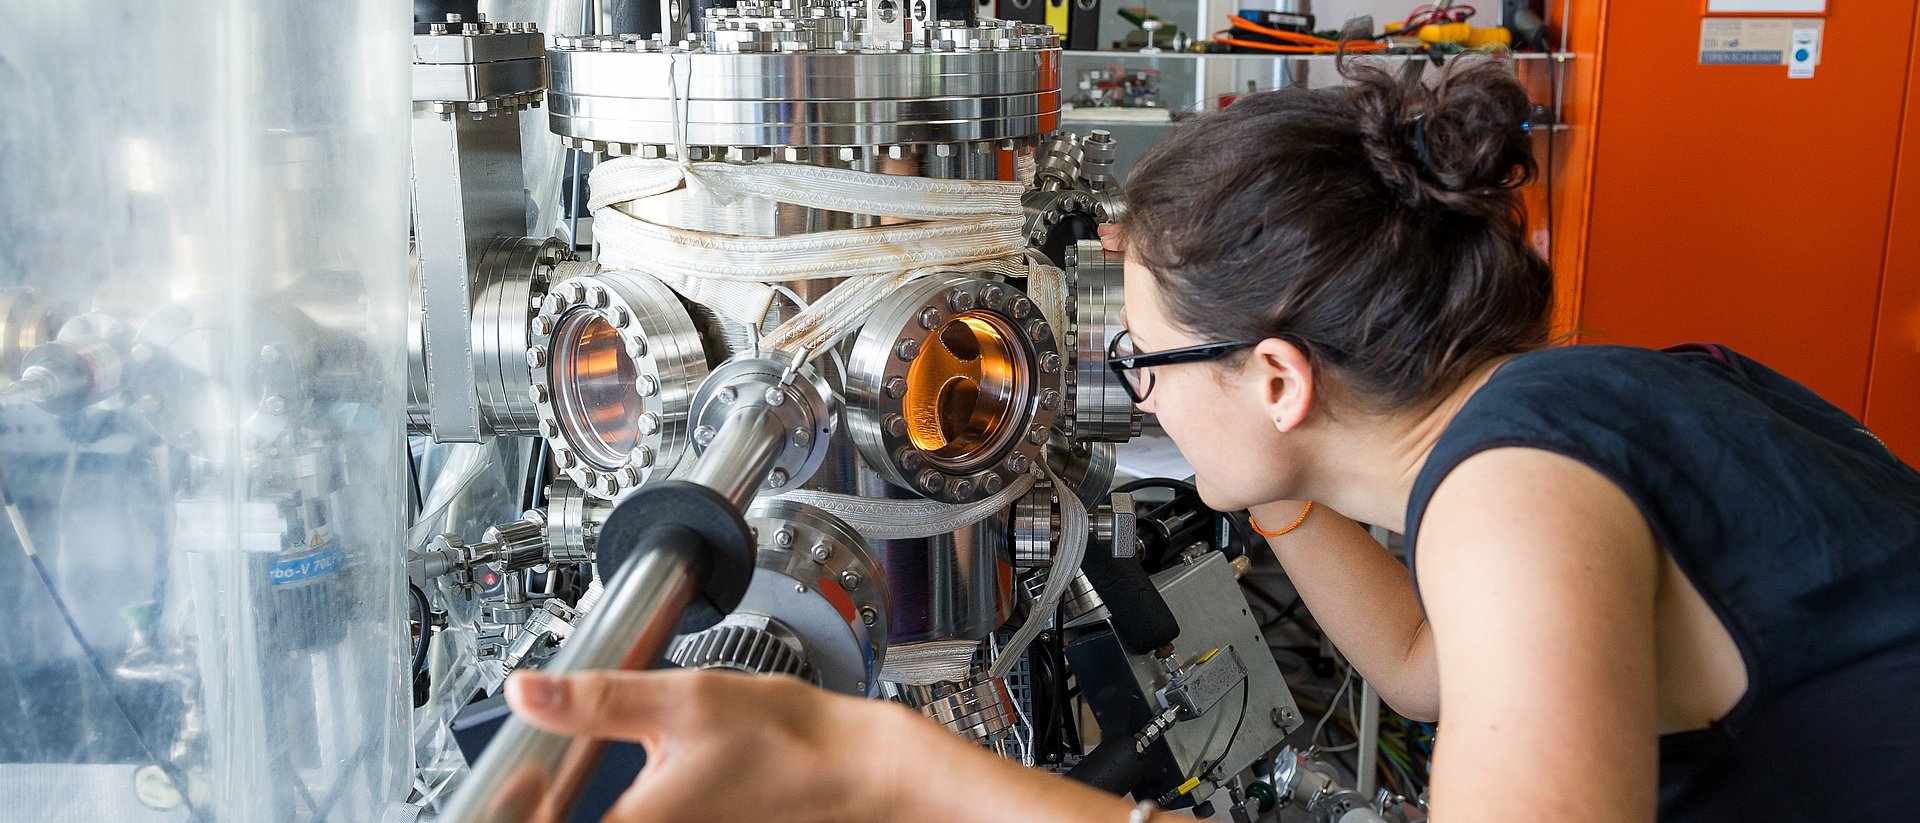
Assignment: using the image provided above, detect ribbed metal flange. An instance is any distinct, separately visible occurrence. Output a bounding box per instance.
[473,237,568,436]
[912,676,1018,744]
[1012,478,1058,569]
[540,479,612,565]
[530,267,709,500]
[545,12,1059,151]
[1061,239,1141,442]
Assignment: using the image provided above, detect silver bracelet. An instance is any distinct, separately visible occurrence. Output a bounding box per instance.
[1128,800,1157,823]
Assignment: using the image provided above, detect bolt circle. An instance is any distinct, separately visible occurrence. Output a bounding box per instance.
[810,542,835,563]
[839,570,863,590]
[884,376,907,398]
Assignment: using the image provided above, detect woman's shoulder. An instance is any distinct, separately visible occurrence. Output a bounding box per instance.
[1485,344,1709,394]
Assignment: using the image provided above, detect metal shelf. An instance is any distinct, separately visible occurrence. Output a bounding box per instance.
[1061,50,1576,62]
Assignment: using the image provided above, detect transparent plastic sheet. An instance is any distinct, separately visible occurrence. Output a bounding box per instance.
[0,3,410,821]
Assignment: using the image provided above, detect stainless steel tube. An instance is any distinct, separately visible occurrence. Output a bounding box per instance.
[438,530,705,823]
[439,394,793,822]
[687,402,787,509]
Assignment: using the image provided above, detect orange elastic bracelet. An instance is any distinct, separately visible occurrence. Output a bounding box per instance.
[1249,501,1314,537]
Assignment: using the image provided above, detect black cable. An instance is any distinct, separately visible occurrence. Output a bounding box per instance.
[523,441,550,513]
[409,582,433,675]
[406,444,424,525]
[1175,675,1250,793]
[1240,581,1293,620]
[1258,595,1305,632]
[1113,477,1197,496]
[1198,678,1252,781]
[0,462,209,823]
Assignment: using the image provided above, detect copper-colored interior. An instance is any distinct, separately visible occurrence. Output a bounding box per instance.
[557,313,645,466]
[903,311,1028,467]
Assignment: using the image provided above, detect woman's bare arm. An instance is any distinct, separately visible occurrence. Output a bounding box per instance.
[1417,447,1660,822]
[1248,500,1440,720]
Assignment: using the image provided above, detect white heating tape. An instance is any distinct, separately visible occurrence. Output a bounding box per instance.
[593,209,1026,282]
[987,464,1088,679]
[1023,259,1069,362]
[762,257,1035,358]
[587,155,1034,332]
[1014,151,1038,187]
[589,157,1025,220]
[774,468,1038,541]
[881,638,983,686]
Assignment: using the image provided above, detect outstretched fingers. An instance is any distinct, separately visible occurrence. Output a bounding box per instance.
[507,669,694,744]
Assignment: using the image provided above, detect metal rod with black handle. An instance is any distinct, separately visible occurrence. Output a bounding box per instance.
[439,400,789,822]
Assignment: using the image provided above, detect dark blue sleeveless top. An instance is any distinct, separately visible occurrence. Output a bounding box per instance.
[1404,344,1920,820]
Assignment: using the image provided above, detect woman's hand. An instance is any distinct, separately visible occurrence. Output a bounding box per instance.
[1097,223,1125,253]
[504,667,1143,823]
[506,668,914,823]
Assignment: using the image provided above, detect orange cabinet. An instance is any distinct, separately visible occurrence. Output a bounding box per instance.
[1548,0,1920,461]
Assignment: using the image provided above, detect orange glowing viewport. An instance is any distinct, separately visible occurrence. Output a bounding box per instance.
[903,311,1032,470]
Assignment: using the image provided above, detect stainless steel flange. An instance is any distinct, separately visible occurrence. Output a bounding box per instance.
[845,274,1061,504]
[531,267,709,500]
[474,236,568,436]
[545,13,1060,152]
[668,499,890,694]
[1012,476,1057,569]
[1062,239,1141,442]
[896,675,1018,744]
[687,352,839,494]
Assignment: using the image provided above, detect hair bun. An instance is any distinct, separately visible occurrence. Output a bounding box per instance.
[1345,55,1538,220]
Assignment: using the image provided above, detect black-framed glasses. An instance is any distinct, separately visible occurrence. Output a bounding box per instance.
[1106,329,1255,404]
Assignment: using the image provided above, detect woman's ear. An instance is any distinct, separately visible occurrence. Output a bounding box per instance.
[1249,338,1315,432]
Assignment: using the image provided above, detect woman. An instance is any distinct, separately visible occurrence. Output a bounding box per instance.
[503,57,1920,821]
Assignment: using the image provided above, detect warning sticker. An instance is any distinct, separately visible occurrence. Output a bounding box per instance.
[1700,17,1825,66]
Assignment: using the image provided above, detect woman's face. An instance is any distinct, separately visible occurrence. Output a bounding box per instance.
[1121,256,1299,512]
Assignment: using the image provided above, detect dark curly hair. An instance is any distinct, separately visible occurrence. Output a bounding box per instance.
[1121,56,1553,411]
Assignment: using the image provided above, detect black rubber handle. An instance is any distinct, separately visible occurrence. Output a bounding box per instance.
[595,480,756,635]
[1066,735,1152,796]
[1081,550,1181,655]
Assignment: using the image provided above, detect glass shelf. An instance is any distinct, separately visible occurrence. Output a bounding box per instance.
[1062,50,1576,62]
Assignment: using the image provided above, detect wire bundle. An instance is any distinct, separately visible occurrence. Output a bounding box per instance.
[1211,17,1390,54]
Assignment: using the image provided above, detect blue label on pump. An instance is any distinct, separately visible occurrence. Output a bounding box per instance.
[268,543,342,586]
